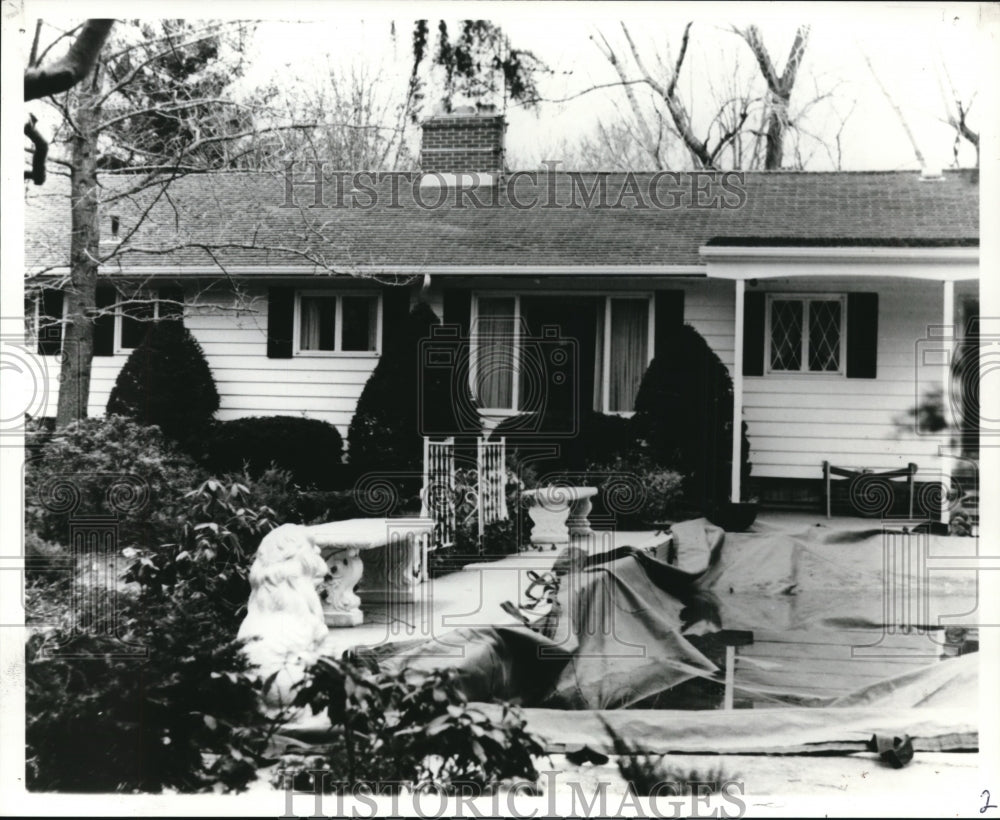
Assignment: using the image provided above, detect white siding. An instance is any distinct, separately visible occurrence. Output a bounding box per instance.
[36,284,382,439]
[33,274,967,483]
[730,277,955,482]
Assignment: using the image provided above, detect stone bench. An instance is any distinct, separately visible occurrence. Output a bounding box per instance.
[521,486,598,548]
[308,517,436,627]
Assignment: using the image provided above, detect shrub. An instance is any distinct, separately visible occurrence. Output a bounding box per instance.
[204,416,345,490]
[24,415,201,550]
[631,324,751,508]
[348,302,469,486]
[123,476,279,626]
[495,410,634,476]
[480,517,520,557]
[285,657,543,793]
[24,532,69,589]
[106,320,219,444]
[25,415,56,459]
[25,587,276,793]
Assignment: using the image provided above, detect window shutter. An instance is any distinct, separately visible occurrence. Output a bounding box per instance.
[266,287,295,358]
[158,285,185,323]
[653,290,684,361]
[846,292,878,379]
[742,291,766,376]
[381,284,411,352]
[93,287,116,357]
[37,289,64,356]
[442,288,472,336]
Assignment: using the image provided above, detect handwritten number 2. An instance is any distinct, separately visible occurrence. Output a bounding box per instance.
[982,789,997,813]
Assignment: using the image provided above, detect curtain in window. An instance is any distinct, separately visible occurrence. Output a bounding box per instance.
[608,299,648,412]
[476,297,516,409]
[300,296,336,350]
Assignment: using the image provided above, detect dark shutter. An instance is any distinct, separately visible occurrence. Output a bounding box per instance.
[381,284,411,352]
[158,285,185,323]
[846,292,878,379]
[37,289,64,356]
[653,290,684,361]
[442,288,472,336]
[266,287,295,358]
[743,290,766,376]
[93,287,116,356]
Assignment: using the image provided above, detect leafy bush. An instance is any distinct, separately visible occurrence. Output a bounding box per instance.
[495,410,634,476]
[106,320,219,444]
[480,517,520,557]
[284,656,543,793]
[631,324,751,508]
[24,415,201,550]
[26,588,275,793]
[587,455,686,526]
[124,476,279,625]
[348,302,468,487]
[24,415,56,459]
[26,471,286,793]
[204,416,345,490]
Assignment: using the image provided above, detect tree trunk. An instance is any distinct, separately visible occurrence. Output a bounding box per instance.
[763,93,789,170]
[55,83,101,428]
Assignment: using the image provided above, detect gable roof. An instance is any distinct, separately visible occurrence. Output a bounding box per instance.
[25,168,979,273]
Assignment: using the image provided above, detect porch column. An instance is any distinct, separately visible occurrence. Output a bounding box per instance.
[940,279,955,524]
[731,279,745,503]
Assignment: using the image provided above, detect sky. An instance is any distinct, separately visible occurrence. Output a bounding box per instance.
[18,0,993,172]
[229,2,990,171]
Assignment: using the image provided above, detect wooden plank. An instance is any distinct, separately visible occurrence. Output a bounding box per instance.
[751,629,947,648]
[739,643,943,665]
[737,656,934,679]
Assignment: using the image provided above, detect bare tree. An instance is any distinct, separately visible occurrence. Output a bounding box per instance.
[733,24,810,170]
[24,19,115,185]
[578,22,830,171]
[935,59,979,167]
[24,19,113,101]
[27,20,344,427]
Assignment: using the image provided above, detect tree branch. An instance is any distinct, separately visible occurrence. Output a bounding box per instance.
[24,115,48,185]
[24,19,114,101]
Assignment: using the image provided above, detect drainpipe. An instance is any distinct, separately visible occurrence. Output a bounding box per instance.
[732,279,746,503]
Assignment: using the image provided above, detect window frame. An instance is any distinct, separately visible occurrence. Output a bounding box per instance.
[115,295,161,354]
[469,291,655,415]
[764,292,847,377]
[595,294,656,416]
[31,291,67,355]
[292,289,383,357]
[469,293,522,415]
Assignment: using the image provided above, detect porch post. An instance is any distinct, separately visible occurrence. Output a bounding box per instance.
[940,279,955,524]
[731,279,745,503]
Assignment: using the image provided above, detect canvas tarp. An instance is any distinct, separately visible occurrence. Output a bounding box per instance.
[361,522,979,711]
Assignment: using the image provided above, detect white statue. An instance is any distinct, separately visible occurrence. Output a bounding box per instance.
[237,524,331,709]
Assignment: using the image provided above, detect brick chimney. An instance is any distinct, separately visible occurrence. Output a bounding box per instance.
[420,106,506,177]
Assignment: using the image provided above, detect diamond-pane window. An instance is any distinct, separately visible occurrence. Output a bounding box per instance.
[766,295,845,375]
[808,300,841,371]
[770,299,803,371]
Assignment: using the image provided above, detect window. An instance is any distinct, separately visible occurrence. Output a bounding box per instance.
[294,292,381,355]
[472,296,520,410]
[767,295,845,374]
[594,297,653,413]
[470,293,653,414]
[32,290,66,355]
[117,298,159,352]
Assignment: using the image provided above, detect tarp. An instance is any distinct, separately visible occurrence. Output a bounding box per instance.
[353,523,979,712]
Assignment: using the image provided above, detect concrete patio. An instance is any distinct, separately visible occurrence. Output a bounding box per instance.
[319,508,942,657]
